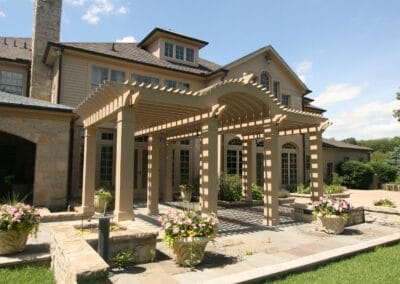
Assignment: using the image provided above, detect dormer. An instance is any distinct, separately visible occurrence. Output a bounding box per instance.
[138,27,208,67]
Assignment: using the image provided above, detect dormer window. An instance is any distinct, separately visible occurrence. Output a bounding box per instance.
[186,48,194,62]
[175,45,184,60]
[164,42,173,57]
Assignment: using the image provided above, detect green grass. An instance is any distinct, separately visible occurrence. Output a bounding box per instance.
[0,264,55,284]
[269,243,400,284]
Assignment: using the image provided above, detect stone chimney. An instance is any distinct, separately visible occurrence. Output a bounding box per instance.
[30,0,62,101]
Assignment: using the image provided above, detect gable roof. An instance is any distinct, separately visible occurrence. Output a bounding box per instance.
[322,138,373,151]
[0,37,32,64]
[221,45,311,95]
[46,41,221,76]
[0,91,73,113]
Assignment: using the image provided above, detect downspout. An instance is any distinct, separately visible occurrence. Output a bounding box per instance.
[66,116,77,209]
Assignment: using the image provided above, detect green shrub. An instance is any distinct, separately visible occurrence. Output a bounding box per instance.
[251,184,263,200]
[296,184,311,194]
[340,160,374,189]
[218,173,242,201]
[111,251,133,269]
[369,161,398,185]
[332,173,344,186]
[286,184,298,193]
[374,198,396,208]
[323,184,344,195]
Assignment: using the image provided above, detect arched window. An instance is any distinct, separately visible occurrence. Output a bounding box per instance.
[260,71,270,91]
[281,143,297,185]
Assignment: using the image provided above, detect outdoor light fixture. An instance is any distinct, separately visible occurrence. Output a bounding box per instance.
[265,53,272,64]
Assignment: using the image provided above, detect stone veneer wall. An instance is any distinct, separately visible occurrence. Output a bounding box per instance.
[364,207,400,227]
[0,108,71,209]
[50,224,109,284]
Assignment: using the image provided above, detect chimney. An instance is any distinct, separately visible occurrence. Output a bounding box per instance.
[30,0,62,101]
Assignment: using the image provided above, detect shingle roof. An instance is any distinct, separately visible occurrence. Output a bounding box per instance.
[0,37,32,62]
[323,138,373,151]
[0,91,73,112]
[49,42,221,76]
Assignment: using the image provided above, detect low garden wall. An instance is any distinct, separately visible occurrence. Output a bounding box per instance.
[383,183,400,191]
[364,206,400,227]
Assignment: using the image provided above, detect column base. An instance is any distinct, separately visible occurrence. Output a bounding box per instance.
[114,210,134,222]
[147,208,159,216]
[311,193,323,202]
[263,217,279,226]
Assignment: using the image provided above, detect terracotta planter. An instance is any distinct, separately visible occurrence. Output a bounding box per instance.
[94,195,109,213]
[319,215,346,235]
[0,230,30,255]
[180,189,192,202]
[173,237,209,266]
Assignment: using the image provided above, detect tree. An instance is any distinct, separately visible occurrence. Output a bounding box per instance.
[394,89,400,121]
[342,137,358,145]
[390,147,400,171]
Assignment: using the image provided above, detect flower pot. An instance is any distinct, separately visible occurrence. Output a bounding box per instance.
[319,215,346,235]
[180,189,192,202]
[0,230,30,255]
[94,195,109,213]
[173,237,209,266]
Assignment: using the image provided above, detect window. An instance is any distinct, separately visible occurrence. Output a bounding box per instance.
[135,136,149,142]
[305,155,311,171]
[131,74,159,85]
[164,42,173,57]
[91,66,108,90]
[273,81,280,97]
[327,162,333,182]
[111,70,126,83]
[344,157,350,162]
[260,71,270,91]
[281,143,297,185]
[0,70,23,96]
[178,82,190,90]
[100,146,113,186]
[256,153,264,186]
[180,150,190,184]
[282,95,290,107]
[165,80,177,89]
[180,140,190,145]
[228,138,243,146]
[101,132,114,141]
[186,48,194,62]
[175,45,184,60]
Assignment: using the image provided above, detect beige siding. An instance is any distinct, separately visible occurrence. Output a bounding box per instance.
[147,39,160,58]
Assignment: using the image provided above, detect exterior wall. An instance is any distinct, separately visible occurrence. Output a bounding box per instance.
[0,61,30,97]
[147,38,161,58]
[50,56,60,104]
[225,52,304,110]
[30,0,61,101]
[0,107,71,209]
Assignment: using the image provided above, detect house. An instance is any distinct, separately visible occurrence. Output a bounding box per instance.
[0,0,363,224]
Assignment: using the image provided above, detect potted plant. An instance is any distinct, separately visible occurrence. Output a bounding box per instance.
[161,210,218,267]
[313,199,352,235]
[0,202,40,255]
[179,184,193,202]
[94,188,113,213]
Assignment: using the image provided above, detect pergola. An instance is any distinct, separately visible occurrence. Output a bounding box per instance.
[75,73,330,226]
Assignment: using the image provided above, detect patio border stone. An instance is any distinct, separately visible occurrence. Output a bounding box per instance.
[205,232,400,284]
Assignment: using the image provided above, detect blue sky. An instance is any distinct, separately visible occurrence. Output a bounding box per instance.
[1,0,399,140]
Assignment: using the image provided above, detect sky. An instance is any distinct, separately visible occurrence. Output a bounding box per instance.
[0,0,399,140]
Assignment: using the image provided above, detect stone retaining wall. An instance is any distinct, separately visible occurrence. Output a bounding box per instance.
[364,206,400,227]
[50,224,109,284]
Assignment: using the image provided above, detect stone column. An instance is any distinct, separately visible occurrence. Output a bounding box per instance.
[242,140,257,201]
[164,141,173,202]
[79,126,97,215]
[114,108,135,222]
[263,123,279,226]
[147,134,160,215]
[199,118,219,214]
[309,130,323,201]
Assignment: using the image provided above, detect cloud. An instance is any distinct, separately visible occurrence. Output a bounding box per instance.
[116,5,127,14]
[0,11,5,18]
[82,0,114,24]
[116,35,136,43]
[295,60,312,82]
[66,0,86,5]
[324,99,400,139]
[314,82,368,107]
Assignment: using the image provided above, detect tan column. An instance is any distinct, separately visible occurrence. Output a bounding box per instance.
[164,141,173,202]
[199,118,219,214]
[114,108,135,222]
[79,126,97,214]
[147,134,160,215]
[242,140,257,201]
[263,124,279,226]
[309,131,324,201]
[159,137,167,201]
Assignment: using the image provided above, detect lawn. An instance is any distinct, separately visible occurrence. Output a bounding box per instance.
[0,264,55,284]
[270,243,400,283]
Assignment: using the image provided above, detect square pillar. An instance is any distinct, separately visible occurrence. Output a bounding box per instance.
[309,131,323,201]
[263,124,279,226]
[199,118,219,214]
[114,108,135,222]
[79,126,97,214]
[147,134,160,215]
[242,140,257,201]
[164,141,173,202]
[159,137,167,201]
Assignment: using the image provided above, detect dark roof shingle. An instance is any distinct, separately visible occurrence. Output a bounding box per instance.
[323,138,373,151]
[0,37,32,62]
